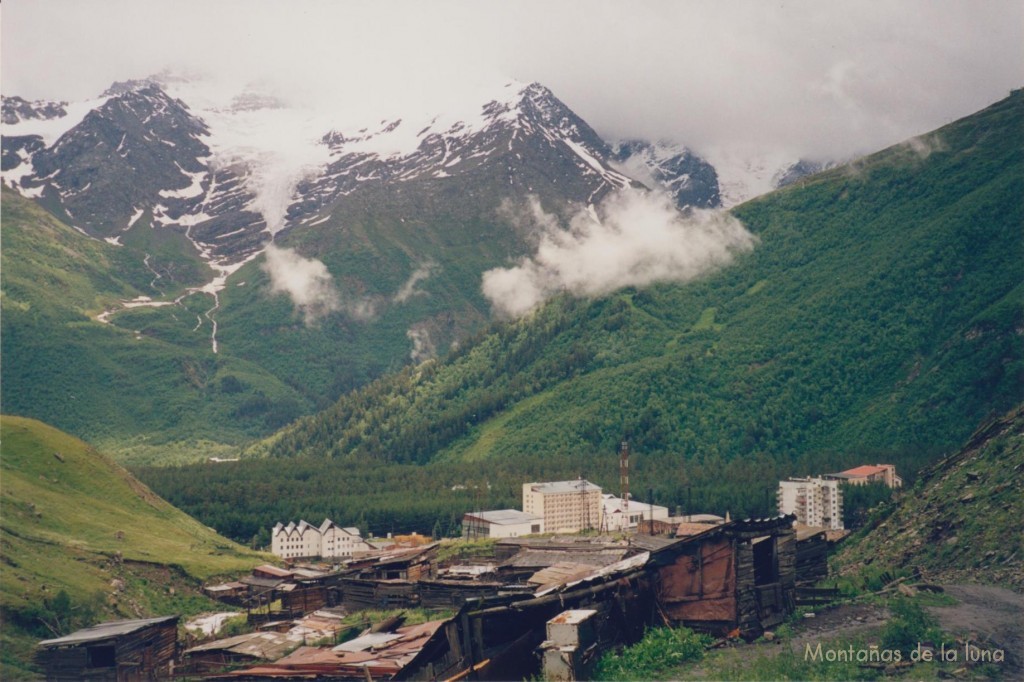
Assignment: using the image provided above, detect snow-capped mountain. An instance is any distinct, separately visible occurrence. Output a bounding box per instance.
[287,81,637,228]
[609,140,721,209]
[2,84,269,261]
[1,95,67,125]
[701,148,837,208]
[4,78,655,267]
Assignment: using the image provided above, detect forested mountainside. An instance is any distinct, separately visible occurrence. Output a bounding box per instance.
[138,91,1023,543]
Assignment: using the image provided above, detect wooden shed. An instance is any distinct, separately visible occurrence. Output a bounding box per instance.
[35,615,179,681]
[651,515,796,638]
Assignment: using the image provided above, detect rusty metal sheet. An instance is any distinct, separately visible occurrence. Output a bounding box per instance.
[656,538,736,624]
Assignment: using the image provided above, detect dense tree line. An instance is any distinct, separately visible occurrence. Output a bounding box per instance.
[135,445,929,545]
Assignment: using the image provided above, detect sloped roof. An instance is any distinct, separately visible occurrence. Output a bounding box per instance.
[38,616,178,648]
[464,509,543,525]
[253,564,294,578]
[840,465,889,477]
[501,548,629,569]
[183,631,296,660]
[223,620,446,678]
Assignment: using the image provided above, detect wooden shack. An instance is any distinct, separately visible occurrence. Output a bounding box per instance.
[359,544,438,582]
[340,578,420,611]
[651,516,796,638]
[794,526,830,585]
[35,615,179,682]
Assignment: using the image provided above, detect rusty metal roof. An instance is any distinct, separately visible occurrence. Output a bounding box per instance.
[223,619,446,678]
[38,616,179,648]
[501,548,629,569]
[254,564,294,578]
[527,563,596,588]
[184,631,298,661]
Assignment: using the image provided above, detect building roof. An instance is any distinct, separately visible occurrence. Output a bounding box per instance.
[601,495,668,515]
[38,616,179,648]
[253,564,294,578]
[241,575,284,589]
[676,522,721,538]
[223,620,446,678]
[464,509,543,525]
[183,631,296,660]
[528,562,596,588]
[501,548,629,569]
[526,480,601,494]
[840,465,890,477]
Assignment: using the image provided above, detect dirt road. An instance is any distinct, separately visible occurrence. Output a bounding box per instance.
[927,584,1024,675]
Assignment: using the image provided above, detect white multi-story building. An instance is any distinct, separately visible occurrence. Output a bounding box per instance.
[271,519,372,560]
[777,477,844,530]
[462,509,545,540]
[600,494,670,532]
[523,480,602,533]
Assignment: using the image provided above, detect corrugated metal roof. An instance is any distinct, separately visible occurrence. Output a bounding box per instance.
[241,575,283,589]
[38,616,178,648]
[332,632,402,652]
[184,631,297,660]
[527,563,595,588]
[502,548,629,569]
[254,564,294,578]
[464,509,543,525]
[535,552,651,596]
[224,620,446,678]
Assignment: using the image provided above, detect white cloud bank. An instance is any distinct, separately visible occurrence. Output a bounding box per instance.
[482,188,756,318]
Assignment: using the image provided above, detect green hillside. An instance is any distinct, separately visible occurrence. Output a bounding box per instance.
[0,188,312,463]
[139,90,1022,541]
[836,403,1024,591]
[0,416,270,676]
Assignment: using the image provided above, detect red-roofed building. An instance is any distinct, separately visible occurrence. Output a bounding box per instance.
[827,464,902,488]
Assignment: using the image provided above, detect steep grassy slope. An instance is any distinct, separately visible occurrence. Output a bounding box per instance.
[0,188,312,463]
[0,416,270,676]
[155,90,1023,536]
[836,404,1024,591]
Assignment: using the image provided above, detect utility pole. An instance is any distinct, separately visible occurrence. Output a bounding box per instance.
[648,487,654,535]
[620,440,630,513]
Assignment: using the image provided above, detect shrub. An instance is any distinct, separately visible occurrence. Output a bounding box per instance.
[593,626,711,681]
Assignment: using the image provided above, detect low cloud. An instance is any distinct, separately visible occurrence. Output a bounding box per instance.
[393,261,439,303]
[407,323,437,363]
[482,188,756,318]
[261,244,340,324]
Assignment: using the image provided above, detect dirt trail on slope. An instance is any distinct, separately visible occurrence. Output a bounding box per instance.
[927,584,1024,675]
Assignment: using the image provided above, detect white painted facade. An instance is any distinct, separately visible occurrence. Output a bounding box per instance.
[271,518,372,560]
[600,494,670,532]
[777,477,844,530]
[462,509,545,540]
[523,480,602,533]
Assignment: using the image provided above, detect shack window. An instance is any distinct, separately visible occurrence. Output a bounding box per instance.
[752,536,778,585]
[87,645,116,668]
[531,524,541,533]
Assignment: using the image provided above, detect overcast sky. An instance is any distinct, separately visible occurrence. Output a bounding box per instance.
[3,0,1021,160]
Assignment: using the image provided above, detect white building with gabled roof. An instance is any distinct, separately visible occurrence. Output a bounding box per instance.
[270,518,371,560]
[600,494,670,532]
[462,509,545,540]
